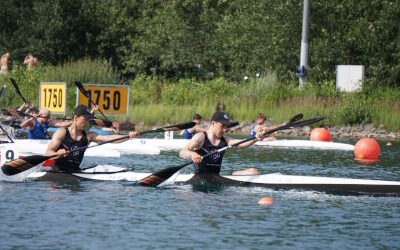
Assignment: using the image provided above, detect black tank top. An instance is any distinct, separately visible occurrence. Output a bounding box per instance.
[194,132,227,174]
[52,128,88,172]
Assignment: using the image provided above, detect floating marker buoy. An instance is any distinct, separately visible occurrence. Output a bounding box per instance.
[258,197,274,206]
[354,138,380,162]
[386,141,392,147]
[310,128,331,142]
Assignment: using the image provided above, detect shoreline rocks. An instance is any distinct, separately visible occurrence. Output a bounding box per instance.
[228,122,400,141]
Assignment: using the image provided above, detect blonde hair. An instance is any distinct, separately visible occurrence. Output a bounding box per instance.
[39,108,50,116]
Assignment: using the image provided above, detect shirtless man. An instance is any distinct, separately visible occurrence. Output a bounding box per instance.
[23,53,38,70]
[0,52,10,74]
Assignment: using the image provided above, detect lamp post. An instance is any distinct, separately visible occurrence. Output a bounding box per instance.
[298,0,310,88]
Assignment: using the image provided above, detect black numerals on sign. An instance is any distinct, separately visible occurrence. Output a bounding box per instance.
[103,91,110,110]
[43,88,63,108]
[113,91,120,110]
[86,90,121,111]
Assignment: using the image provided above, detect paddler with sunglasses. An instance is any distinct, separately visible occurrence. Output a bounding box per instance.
[20,107,72,139]
[179,111,263,176]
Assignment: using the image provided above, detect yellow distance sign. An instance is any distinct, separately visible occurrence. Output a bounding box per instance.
[77,84,129,116]
[39,82,66,114]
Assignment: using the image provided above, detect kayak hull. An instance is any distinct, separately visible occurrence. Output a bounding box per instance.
[16,165,400,196]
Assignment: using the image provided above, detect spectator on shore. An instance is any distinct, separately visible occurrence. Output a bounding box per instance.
[23,53,38,70]
[0,52,10,74]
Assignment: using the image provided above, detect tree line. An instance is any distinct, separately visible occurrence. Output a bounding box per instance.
[1,0,399,86]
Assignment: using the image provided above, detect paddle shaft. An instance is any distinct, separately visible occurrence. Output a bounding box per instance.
[61,121,196,153]
[10,78,31,106]
[0,123,14,143]
[74,81,110,122]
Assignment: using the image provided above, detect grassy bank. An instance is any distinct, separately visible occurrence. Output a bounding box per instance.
[1,59,400,131]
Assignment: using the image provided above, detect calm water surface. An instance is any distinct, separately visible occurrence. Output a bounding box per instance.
[1,138,399,249]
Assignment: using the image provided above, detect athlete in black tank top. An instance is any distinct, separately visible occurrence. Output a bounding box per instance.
[179,111,262,176]
[194,132,227,174]
[52,128,88,172]
[45,105,140,174]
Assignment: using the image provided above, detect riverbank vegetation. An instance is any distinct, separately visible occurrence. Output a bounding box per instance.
[1,59,399,131]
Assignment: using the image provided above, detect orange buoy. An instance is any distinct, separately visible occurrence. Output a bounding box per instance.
[258,197,274,206]
[310,128,331,142]
[386,141,392,147]
[354,138,380,162]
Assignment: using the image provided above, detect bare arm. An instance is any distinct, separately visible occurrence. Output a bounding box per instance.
[45,128,66,156]
[87,131,138,144]
[50,119,72,128]
[179,132,205,164]
[20,117,36,130]
[227,132,263,148]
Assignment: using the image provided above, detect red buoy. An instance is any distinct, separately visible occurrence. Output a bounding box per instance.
[354,138,380,162]
[310,128,331,142]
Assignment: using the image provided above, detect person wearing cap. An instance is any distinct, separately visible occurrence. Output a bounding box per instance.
[45,105,139,172]
[250,113,277,141]
[20,108,72,139]
[179,111,262,176]
[181,113,206,139]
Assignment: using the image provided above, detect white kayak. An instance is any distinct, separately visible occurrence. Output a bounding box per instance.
[8,139,161,155]
[12,165,400,195]
[255,140,355,151]
[130,138,189,150]
[0,142,121,158]
[129,138,354,151]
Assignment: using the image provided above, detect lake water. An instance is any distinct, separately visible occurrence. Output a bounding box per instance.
[0,138,399,249]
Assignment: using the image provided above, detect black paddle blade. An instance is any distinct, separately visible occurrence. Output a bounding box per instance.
[0,85,6,97]
[90,119,113,128]
[140,122,196,135]
[227,121,239,128]
[74,81,89,97]
[10,78,30,105]
[139,162,192,187]
[288,116,325,128]
[289,113,303,123]
[1,155,51,176]
[162,122,196,131]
